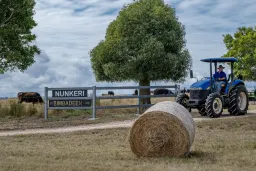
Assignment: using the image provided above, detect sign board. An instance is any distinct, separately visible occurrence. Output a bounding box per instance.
[52,89,87,97]
[49,100,91,108]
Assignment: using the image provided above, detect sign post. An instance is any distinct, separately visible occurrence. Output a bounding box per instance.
[89,86,96,120]
[44,87,93,119]
[44,87,48,119]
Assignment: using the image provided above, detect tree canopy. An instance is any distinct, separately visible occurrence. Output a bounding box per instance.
[90,0,192,86]
[223,26,256,80]
[0,0,40,74]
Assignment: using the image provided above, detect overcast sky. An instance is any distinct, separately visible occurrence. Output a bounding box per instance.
[1,0,256,97]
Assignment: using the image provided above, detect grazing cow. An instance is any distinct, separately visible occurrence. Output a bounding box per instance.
[180,88,186,93]
[237,74,243,80]
[108,91,114,96]
[134,89,138,95]
[17,92,44,106]
[180,88,190,97]
[181,88,190,94]
[153,88,173,95]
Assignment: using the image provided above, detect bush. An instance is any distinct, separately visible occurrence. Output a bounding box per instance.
[26,105,38,116]
[96,99,100,106]
[0,100,39,118]
[9,101,26,117]
[0,98,95,118]
[0,103,9,117]
[50,109,64,115]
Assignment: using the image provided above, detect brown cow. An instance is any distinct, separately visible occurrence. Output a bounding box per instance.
[17,92,44,106]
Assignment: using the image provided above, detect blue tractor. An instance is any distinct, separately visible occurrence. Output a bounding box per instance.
[176,57,249,118]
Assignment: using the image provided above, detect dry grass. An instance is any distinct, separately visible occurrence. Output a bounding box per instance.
[248,101,256,110]
[0,97,174,130]
[0,116,255,171]
[0,97,174,115]
[0,97,255,131]
[2,97,255,116]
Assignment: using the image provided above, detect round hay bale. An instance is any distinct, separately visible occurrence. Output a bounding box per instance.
[129,101,195,157]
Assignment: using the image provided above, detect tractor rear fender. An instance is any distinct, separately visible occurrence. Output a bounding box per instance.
[226,79,245,95]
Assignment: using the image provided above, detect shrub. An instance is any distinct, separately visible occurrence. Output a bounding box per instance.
[50,109,63,115]
[0,103,9,117]
[96,99,100,106]
[26,105,38,116]
[9,101,26,117]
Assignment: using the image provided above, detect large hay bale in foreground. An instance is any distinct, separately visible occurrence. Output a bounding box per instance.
[129,101,195,157]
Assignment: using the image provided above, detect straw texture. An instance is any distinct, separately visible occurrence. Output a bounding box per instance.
[129,101,195,157]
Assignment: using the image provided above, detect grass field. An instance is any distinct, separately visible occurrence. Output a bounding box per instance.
[0,116,255,171]
[0,97,256,131]
[0,97,172,130]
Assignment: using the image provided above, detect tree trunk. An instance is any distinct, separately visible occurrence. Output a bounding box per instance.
[139,79,151,113]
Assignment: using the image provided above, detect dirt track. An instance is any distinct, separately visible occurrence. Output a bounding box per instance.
[0,111,255,137]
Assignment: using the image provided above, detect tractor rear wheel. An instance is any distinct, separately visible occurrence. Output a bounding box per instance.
[205,93,223,118]
[176,93,191,112]
[197,107,207,116]
[228,85,248,115]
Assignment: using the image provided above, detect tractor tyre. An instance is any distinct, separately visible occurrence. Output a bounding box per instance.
[176,93,191,112]
[228,85,248,115]
[197,107,207,116]
[205,93,223,118]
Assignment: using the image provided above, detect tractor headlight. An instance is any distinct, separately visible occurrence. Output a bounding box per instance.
[207,85,215,90]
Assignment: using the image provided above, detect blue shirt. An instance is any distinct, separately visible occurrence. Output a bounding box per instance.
[213,71,226,80]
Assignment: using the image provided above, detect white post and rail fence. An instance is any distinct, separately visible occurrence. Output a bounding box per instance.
[44,85,180,120]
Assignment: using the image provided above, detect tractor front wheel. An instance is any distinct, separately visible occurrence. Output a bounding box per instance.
[176,93,191,112]
[205,93,223,118]
[228,85,248,115]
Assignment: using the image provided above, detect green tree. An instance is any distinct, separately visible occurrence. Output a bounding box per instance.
[90,0,192,106]
[223,26,256,80]
[0,0,40,74]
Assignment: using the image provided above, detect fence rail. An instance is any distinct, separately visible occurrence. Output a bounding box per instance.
[44,85,180,120]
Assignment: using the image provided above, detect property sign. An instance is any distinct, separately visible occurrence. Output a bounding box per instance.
[49,100,92,108]
[52,89,87,97]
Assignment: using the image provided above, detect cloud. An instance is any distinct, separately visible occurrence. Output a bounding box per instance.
[0,0,256,97]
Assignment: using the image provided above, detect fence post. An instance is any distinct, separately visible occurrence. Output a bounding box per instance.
[44,87,48,120]
[177,84,180,94]
[137,86,141,115]
[174,84,177,95]
[91,86,97,120]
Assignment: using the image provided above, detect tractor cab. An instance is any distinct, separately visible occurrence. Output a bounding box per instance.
[190,58,240,95]
[176,57,249,118]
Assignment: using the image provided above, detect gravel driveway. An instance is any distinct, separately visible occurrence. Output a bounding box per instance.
[0,111,255,137]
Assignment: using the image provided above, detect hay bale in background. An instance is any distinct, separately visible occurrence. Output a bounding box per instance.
[129,101,195,157]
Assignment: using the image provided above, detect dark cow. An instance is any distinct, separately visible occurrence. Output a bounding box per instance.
[237,74,243,80]
[134,89,138,95]
[108,91,114,96]
[17,92,44,106]
[153,88,173,95]
[180,88,190,93]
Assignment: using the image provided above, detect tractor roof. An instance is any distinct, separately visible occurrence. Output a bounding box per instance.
[200,57,238,62]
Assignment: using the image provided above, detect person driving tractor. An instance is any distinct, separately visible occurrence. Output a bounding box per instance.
[213,65,227,93]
